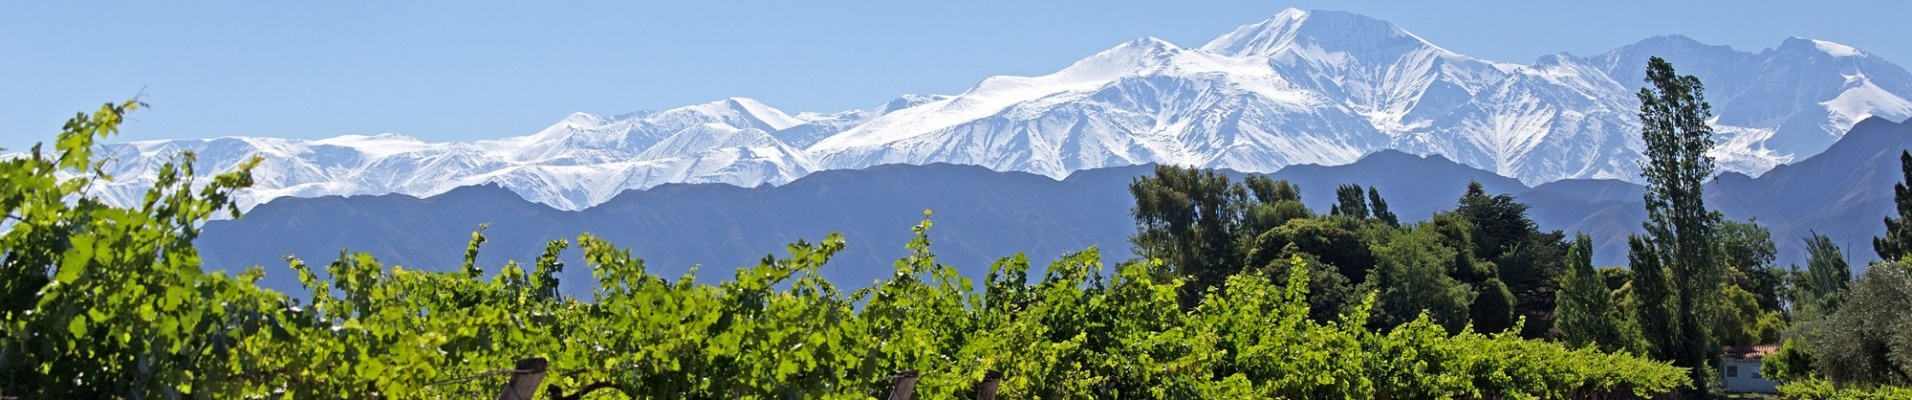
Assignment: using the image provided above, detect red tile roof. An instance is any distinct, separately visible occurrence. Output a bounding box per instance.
[1724,344,1781,360]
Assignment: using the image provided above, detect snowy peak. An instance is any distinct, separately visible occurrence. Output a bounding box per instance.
[650,97,805,133]
[1073,37,1182,73]
[1200,8,1438,58]
[876,94,952,114]
[50,9,1912,214]
[1779,36,1867,58]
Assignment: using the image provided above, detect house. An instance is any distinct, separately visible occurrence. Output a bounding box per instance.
[1721,345,1780,393]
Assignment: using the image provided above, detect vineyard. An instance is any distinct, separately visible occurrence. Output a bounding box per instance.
[0,101,1698,399]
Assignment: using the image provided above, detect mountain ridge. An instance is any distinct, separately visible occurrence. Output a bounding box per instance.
[46,7,1912,212]
[197,116,1912,294]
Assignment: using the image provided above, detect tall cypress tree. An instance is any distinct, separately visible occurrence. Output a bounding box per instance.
[1875,151,1912,262]
[1368,186,1399,227]
[1636,56,1723,397]
[1331,184,1368,218]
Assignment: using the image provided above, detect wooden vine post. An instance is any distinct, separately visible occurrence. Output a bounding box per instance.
[495,358,549,400]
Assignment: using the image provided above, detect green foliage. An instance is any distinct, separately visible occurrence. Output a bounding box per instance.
[1812,261,1912,387]
[1556,234,1636,353]
[1367,187,1399,227]
[1874,150,1912,261]
[1637,56,1726,396]
[1712,285,1766,347]
[1364,224,1476,332]
[1241,175,1311,236]
[1718,218,1783,313]
[1332,184,1370,218]
[1764,338,1816,383]
[1796,232,1852,317]
[1777,378,1912,400]
[1253,249,1357,324]
[1456,181,1536,259]
[1128,165,1248,306]
[1454,181,1569,339]
[1470,278,1517,334]
[1629,234,1680,360]
[1246,217,1374,290]
[0,99,268,398]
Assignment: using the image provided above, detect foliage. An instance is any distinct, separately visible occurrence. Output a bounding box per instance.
[0,99,267,398]
[1455,181,1569,339]
[1777,378,1912,400]
[1367,187,1399,227]
[1456,181,1536,260]
[1128,165,1247,306]
[1557,234,1635,353]
[1711,285,1767,347]
[1717,218,1783,313]
[1795,232,1852,317]
[1363,224,1476,332]
[1331,184,1370,218]
[1636,55,1725,396]
[1629,235,1678,358]
[1246,216,1375,293]
[1874,150,1912,261]
[1763,338,1816,383]
[1811,261,1912,387]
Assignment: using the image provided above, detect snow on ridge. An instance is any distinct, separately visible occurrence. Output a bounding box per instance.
[1821,78,1912,132]
[311,133,436,158]
[1809,38,1864,57]
[809,38,1183,152]
[721,97,807,131]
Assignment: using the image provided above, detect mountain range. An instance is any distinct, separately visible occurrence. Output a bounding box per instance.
[196,116,1912,294]
[54,8,1912,212]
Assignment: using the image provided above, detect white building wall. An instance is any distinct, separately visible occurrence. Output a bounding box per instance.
[1722,358,1778,393]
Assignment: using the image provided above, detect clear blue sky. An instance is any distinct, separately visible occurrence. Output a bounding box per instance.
[2,1,1904,150]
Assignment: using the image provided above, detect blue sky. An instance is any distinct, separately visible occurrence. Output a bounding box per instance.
[2,1,1905,150]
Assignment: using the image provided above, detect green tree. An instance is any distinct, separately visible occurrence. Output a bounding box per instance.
[1635,56,1724,396]
[1762,338,1816,383]
[1367,187,1399,227]
[1455,181,1534,258]
[1130,165,1248,306]
[1240,176,1311,240]
[1718,219,1784,313]
[1243,174,1301,204]
[1365,225,1476,332]
[1630,235,1680,358]
[1712,285,1765,347]
[1812,261,1912,386]
[1557,234,1631,352]
[1470,278,1516,334]
[1331,184,1369,218]
[1795,232,1852,317]
[1453,181,1567,339]
[1875,150,1912,261]
[1247,217,1375,289]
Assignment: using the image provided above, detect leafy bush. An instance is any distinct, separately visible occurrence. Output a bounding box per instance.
[1778,378,1912,400]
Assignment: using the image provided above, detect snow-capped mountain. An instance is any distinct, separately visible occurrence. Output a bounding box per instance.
[90,98,825,211]
[54,8,1912,211]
